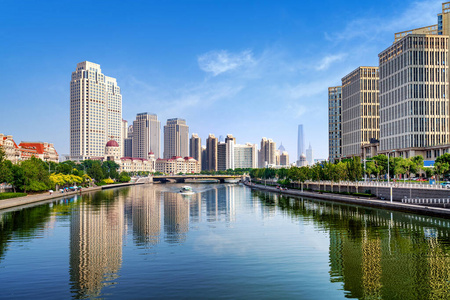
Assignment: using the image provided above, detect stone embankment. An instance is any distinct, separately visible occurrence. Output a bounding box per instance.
[244,181,450,219]
[0,181,146,211]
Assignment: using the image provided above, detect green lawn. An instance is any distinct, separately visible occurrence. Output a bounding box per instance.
[0,192,27,200]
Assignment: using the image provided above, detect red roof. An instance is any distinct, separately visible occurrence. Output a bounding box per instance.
[19,142,45,154]
[106,140,119,147]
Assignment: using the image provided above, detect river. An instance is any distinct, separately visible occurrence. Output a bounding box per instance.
[0,184,449,299]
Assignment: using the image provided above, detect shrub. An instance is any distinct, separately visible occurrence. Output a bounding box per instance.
[0,192,27,200]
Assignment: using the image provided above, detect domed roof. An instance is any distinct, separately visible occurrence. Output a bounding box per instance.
[149,151,154,155]
[106,140,119,147]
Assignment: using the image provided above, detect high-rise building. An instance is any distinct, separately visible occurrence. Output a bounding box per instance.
[206,134,218,171]
[70,61,122,161]
[234,143,258,169]
[124,125,133,157]
[394,2,450,42]
[132,113,160,159]
[297,125,305,161]
[328,86,342,163]
[122,119,128,157]
[341,67,379,158]
[163,118,189,159]
[189,133,202,167]
[217,134,235,171]
[306,143,313,166]
[280,151,289,166]
[259,137,276,168]
[201,146,207,171]
[379,34,449,157]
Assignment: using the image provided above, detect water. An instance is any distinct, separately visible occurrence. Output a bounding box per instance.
[0,184,450,299]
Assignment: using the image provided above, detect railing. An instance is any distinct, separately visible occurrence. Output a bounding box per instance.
[308,180,448,190]
[402,198,450,205]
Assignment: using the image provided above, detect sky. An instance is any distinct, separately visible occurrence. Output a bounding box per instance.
[0,0,442,161]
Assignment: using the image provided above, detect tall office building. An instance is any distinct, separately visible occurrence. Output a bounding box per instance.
[342,67,379,158]
[206,134,218,171]
[328,86,342,163]
[217,134,235,171]
[379,34,449,157]
[306,143,314,165]
[297,125,305,161]
[394,2,450,42]
[122,119,128,157]
[259,137,276,168]
[132,113,161,159]
[70,61,122,161]
[163,118,189,159]
[201,146,207,171]
[124,125,133,157]
[234,143,258,168]
[280,151,289,166]
[189,133,202,166]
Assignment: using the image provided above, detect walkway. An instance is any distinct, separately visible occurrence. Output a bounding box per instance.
[244,181,450,219]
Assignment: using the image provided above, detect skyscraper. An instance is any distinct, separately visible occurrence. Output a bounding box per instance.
[379,34,449,157]
[70,61,122,161]
[217,134,235,170]
[122,119,128,157]
[234,143,258,169]
[328,86,342,163]
[297,125,305,161]
[189,133,202,166]
[163,118,189,159]
[342,66,379,158]
[132,113,161,159]
[259,137,276,167]
[306,143,314,166]
[206,134,218,171]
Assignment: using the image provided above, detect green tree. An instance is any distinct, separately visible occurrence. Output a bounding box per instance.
[87,161,104,182]
[20,156,51,192]
[346,156,362,181]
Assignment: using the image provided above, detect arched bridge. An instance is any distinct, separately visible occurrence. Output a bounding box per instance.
[153,175,242,183]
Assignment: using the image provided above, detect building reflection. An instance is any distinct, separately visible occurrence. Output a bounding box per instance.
[69,190,125,299]
[254,190,450,299]
[163,192,190,244]
[204,185,235,223]
[129,186,161,247]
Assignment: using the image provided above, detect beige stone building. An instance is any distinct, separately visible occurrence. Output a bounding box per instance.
[70,61,122,161]
[163,118,189,159]
[328,86,342,162]
[341,67,379,158]
[102,140,155,173]
[155,156,200,174]
[234,143,258,169]
[280,151,289,166]
[0,134,19,163]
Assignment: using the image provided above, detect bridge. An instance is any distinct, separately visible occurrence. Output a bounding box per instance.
[152,175,242,183]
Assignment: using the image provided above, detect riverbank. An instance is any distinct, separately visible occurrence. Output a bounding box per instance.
[0,181,146,211]
[244,181,450,219]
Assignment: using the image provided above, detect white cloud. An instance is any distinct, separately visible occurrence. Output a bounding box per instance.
[315,54,346,71]
[198,49,255,76]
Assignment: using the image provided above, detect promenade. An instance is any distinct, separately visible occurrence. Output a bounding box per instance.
[244,181,450,219]
[0,182,142,211]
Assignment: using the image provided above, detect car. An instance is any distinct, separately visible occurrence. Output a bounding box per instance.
[440,181,450,186]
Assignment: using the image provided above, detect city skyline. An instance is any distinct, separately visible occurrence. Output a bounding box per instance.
[0,0,442,160]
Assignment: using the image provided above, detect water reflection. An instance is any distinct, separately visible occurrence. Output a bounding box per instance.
[254,190,450,299]
[69,190,125,299]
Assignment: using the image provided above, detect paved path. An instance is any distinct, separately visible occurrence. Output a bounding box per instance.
[244,181,450,219]
[0,182,145,211]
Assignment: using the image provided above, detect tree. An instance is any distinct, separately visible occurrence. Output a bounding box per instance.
[346,156,362,182]
[87,161,104,182]
[118,171,131,183]
[372,154,388,180]
[434,162,449,183]
[20,156,51,192]
[0,148,13,184]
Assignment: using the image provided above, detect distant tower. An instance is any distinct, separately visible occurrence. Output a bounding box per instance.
[297,125,305,161]
[206,134,218,171]
[189,133,202,166]
[306,143,313,166]
[132,113,161,159]
[163,118,189,158]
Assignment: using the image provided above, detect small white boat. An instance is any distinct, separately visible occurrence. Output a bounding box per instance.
[179,186,194,194]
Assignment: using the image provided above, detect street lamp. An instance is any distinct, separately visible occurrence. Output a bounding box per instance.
[387,150,396,184]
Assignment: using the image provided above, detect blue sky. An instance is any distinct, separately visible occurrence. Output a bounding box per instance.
[0,0,442,161]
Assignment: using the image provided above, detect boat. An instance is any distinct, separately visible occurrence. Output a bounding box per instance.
[179,186,194,194]
[224,178,240,184]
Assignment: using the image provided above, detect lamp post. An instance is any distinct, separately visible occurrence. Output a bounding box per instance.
[387,150,396,184]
